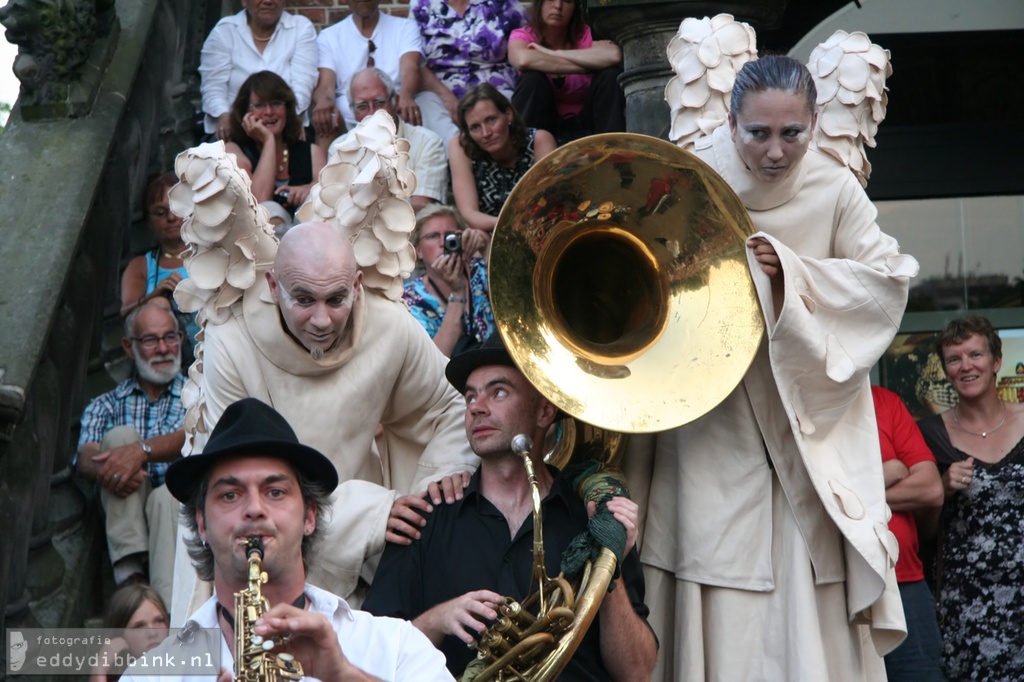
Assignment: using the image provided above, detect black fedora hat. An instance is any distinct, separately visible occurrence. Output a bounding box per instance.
[165,398,339,503]
[445,333,518,394]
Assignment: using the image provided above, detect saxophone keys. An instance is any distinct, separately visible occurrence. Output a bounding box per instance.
[276,652,303,680]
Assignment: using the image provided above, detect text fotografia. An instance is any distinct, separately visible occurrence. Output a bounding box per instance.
[7,628,220,676]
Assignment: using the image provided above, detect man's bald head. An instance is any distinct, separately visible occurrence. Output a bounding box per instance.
[268,222,362,359]
[275,221,355,271]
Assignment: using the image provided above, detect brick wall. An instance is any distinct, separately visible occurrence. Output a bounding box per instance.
[285,1,413,32]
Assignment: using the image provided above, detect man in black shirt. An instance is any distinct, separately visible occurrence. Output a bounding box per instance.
[363,336,657,681]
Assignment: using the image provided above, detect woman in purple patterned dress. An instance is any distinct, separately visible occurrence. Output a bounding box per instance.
[411,0,528,144]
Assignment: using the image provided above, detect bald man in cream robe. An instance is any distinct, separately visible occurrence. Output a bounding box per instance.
[171,223,478,623]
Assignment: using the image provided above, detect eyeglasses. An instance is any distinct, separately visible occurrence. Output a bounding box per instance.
[248,99,286,112]
[132,332,182,350]
[367,39,376,67]
[353,97,390,115]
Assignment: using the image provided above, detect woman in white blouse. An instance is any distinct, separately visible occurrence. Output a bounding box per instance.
[199,0,319,141]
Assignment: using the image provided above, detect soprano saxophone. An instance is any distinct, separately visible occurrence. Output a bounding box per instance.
[234,537,304,681]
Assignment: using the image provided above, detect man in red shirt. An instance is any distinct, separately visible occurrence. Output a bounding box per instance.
[872,385,946,681]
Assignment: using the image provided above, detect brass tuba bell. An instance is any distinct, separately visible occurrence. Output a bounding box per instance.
[468,133,764,680]
[488,132,763,434]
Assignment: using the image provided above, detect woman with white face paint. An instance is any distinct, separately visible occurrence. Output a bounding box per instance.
[626,54,920,681]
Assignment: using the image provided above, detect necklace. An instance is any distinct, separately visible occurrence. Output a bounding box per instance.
[278,144,289,174]
[953,402,1008,438]
[162,249,186,260]
[250,26,274,42]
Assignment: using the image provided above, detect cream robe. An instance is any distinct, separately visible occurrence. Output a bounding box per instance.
[170,280,479,624]
[625,125,917,681]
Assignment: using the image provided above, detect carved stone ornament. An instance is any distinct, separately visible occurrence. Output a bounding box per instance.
[0,0,118,119]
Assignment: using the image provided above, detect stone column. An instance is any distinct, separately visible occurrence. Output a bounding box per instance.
[587,1,789,139]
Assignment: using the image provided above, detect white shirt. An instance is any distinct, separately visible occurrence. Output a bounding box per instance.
[122,583,455,682]
[317,13,422,131]
[199,10,319,133]
[330,118,447,202]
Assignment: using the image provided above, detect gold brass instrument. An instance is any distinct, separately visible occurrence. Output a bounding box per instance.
[488,133,763,434]
[468,134,763,679]
[234,537,303,682]
[464,435,618,682]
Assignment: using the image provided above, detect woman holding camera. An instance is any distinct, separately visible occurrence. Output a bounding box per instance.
[225,70,326,214]
[403,204,494,357]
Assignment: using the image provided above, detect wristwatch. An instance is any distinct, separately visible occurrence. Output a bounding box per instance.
[140,441,153,463]
[448,292,466,304]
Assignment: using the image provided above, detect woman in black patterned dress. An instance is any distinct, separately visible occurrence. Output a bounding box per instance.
[917,316,1024,681]
[448,83,556,232]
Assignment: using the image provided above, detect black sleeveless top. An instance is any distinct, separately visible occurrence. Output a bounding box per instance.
[237,139,313,186]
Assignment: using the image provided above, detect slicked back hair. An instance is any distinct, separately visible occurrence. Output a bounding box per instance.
[730,54,816,117]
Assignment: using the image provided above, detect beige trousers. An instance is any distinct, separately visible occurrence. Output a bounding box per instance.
[98,426,177,607]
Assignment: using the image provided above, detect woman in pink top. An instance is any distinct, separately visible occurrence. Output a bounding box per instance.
[508,0,624,141]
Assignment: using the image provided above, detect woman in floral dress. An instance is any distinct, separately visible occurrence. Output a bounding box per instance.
[403,204,494,357]
[918,315,1024,681]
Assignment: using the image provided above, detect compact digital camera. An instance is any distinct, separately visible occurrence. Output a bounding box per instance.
[443,232,462,255]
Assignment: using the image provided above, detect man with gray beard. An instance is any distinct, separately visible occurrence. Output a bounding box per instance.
[76,302,186,606]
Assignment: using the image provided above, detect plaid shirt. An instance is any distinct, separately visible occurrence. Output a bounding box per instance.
[77,374,186,487]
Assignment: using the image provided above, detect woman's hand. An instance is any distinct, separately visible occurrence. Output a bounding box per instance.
[151,271,183,298]
[747,237,783,278]
[242,111,273,145]
[277,184,312,208]
[943,456,975,496]
[526,42,555,56]
[433,252,467,291]
[460,228,490,259]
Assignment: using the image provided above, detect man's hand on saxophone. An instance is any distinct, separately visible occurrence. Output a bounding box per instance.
[253,602,369,682]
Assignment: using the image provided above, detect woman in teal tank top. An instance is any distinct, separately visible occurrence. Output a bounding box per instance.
[120,173,199,367]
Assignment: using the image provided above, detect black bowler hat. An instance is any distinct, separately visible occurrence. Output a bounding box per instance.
[165,398,339,503]
[445,333,517,394]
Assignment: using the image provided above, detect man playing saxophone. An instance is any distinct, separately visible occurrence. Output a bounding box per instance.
[363,335,657,680]
[120,398,455,682]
